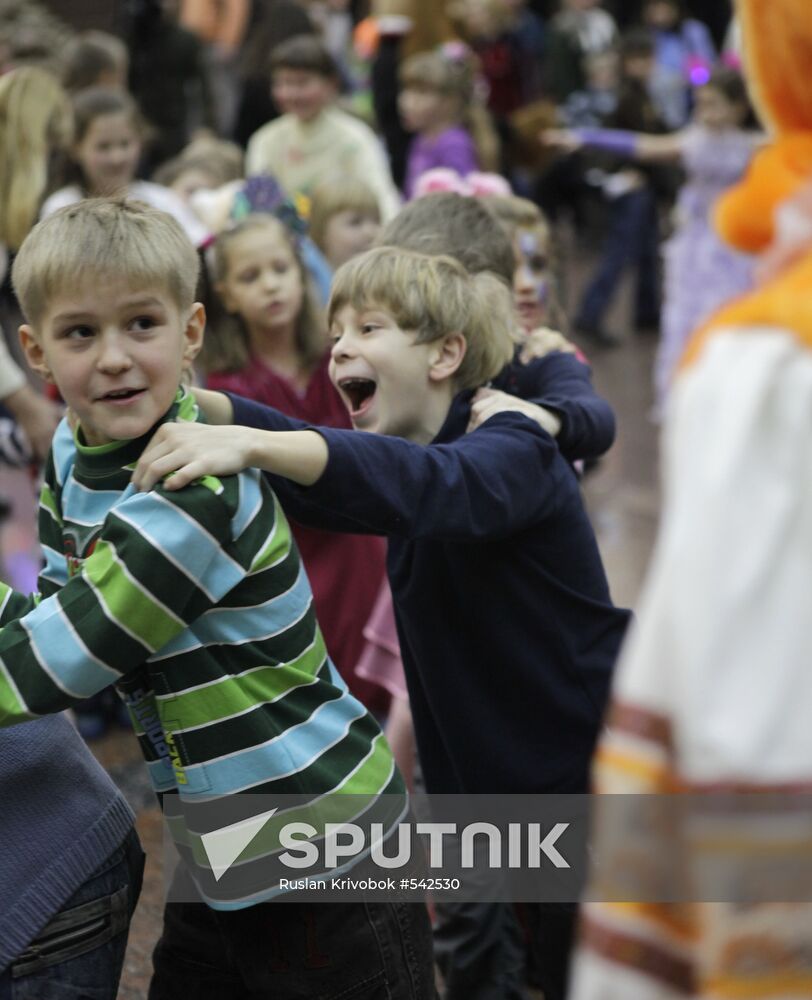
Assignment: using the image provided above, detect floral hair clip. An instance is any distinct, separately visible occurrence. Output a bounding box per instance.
[413,168,511,199]
[229,174,309,241]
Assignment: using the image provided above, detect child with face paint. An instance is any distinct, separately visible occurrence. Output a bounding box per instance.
[484,195,573,348]
[514,227,554,334]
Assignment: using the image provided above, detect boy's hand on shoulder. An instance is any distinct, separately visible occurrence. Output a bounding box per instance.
[467,388,562,438]
[519,326,577,363]
[132,422,259,492]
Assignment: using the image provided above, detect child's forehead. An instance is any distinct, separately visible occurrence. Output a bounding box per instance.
[403,81,443,94]
[334,204,379,219]
[44,276,177,318]
[85,110,134,137]
[272,67,326,84]
[515,228,549,256]
[331,299,395,324]
[226,222,290,254]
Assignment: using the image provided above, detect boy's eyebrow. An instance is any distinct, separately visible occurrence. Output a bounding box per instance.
[50,296,168,323]
[50,310,96,323]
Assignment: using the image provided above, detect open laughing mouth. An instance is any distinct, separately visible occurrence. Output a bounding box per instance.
[98,388,146,405]
[338,377,377,418]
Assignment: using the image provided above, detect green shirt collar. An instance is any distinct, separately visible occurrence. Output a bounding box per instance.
[73,386,197,481]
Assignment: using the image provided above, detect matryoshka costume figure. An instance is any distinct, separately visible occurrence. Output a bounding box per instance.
[570,1,812,997]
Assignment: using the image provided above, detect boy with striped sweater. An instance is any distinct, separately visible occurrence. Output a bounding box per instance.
[0,199,434,999]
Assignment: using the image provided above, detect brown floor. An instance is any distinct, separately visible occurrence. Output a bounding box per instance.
[582,331,660,610]
[0,250,661,999]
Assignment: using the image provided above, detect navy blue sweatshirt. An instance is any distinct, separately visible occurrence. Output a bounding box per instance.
[0,716,134,971]
[491,348,615,462]
[229,387,630,794]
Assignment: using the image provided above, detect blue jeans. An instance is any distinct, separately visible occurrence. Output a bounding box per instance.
[434,900,528,1000]
[576,185,661,331]
[0,828,144,1000]
[149,869,437,1000]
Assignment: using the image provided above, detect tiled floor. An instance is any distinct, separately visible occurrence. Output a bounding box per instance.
[0,251,662,998]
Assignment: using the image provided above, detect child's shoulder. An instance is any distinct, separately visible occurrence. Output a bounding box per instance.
[492,347,587,392]
[111,465,279,572]
[52,418,273,537]
[247,116,290,152]
[40,186,81,219]
[149,464,269,526]
[328,106,379,141]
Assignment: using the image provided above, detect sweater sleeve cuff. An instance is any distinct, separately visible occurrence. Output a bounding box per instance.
[301,425,356,494]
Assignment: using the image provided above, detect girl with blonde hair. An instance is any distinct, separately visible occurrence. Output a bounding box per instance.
[0,66,71,252]
[399,42,500,198]
[0,67,66,467]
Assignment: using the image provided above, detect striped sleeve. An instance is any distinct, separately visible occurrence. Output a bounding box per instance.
[37,448,68,598]
[0,584,39,629]
[0,475,282,725]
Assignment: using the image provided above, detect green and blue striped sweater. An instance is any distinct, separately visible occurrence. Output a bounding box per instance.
[0,391,405,906]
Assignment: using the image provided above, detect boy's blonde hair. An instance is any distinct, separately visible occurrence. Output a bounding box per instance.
[308,177,380,253]
[328,246,515,391]
[379,192,515,282]
[12,198,200,327]
[203,214,325,375]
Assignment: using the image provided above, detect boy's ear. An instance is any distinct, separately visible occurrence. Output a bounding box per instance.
[182,302,206,364]
[428,332,467,383]
[18,325,54,383]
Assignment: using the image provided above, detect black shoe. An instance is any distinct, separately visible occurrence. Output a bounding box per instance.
[574,321,621,349]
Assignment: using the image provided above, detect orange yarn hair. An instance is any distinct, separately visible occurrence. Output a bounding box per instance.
[714,0,812,253]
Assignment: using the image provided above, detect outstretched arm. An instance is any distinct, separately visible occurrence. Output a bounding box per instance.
[134,410,568,541]
[542,127,685,163]
[0,477,265,725]
[133,423,329,492]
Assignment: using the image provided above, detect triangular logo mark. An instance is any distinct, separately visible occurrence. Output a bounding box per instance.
[199,807,278,882]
